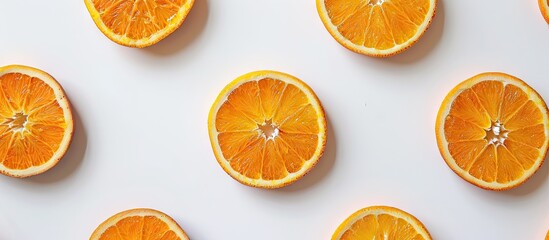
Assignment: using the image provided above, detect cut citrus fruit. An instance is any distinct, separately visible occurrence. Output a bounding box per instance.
[208,70,327,188]
[436,72,549,190]
[90,208,189,240]
[546,230,549,240]
[540,0,549,24]
[332,206,431,240]
[84,0,195,48]
[0,65,73,178]
[316,0,437,57]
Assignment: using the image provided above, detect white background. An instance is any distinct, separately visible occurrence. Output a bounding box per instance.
[0,0,548,239]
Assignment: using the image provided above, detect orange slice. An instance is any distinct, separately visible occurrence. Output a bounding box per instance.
[84,0,195,48]
[436,72,549,190]
[332,206,432,240]
[208,70,327,188]
[90,208,189,240]
[0,65,73,178]
[540,0,549,24]
[546,230,549,240]
[316,0,437,57]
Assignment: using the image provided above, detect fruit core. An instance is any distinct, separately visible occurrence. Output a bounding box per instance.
[484,121,508,146]
[258,119,279,140]
[368,0,385,6]
[4,112,28,132]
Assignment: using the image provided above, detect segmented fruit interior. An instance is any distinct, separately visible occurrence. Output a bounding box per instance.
[92,0,188,39]
[323,0,431,50]
[340,213,425,240]
[444,80,547,183]
[99,216,180,240]
[215,78,321,180]
[0,73,66,170]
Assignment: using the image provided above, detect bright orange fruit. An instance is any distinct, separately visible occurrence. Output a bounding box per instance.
[0,65,73,178]
[332,206,432,240]
[540,0,549,24]
[90,208,189,240]
[316,0,437,57]
[84,0,195,48]
[436,72,549,190]
[208,70,327,188]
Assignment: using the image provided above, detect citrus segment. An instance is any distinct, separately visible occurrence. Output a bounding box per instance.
[317,0,437,57]
[90,208,188,240]
[272,84,310,124]
[504,101,543,130]
[278,104,320,134]
[332,206,431,240]
[215,102,257,132]
[226,81,263,124]
[443,115,485,142]
[499,84,529,124]
[447,140,487,170]
[209,71,326,188]
[471,81,503,120]
[448,88,491,129]
[0,65,73,178]
[436,72,549,190]
[257,78,285,120]
[84,0,194,48]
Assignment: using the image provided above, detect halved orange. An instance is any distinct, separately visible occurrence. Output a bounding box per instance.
[208,70,327,188]
[90,208,189,240]
[332,206,432,240]
[0,65,73,178]
[540,0,549,24]
[316,0,437,57]
[436,72,549,190]
[84,0,195,48]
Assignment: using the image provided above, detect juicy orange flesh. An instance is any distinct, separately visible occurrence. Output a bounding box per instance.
[99,216,180,240]
[323,0,430,50]
[0,73,66,170]
[92,0,187,39]
[340,214,424,240]
[444,80,546,183]
[215,78,320,180]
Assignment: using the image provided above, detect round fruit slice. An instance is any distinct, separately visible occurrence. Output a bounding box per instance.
[208,70,327,188]
[540,0,549,24]
[90,208,189,240]
[0,65,73,178]
[546,230,549,240]
[436,72,549,190]
[332,206,431,240]
[316,0,437,57]
[84,0,195,48]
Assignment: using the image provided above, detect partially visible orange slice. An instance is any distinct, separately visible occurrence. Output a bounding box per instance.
[208,70,327,188]
[436,72,549,190]
[546,230,549,240]
[332,206,432,240]
[84,0,195,48]
[540,0,549,24]
[90,208,189,240]
[316,0,437,57]
[0,65,73,178]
